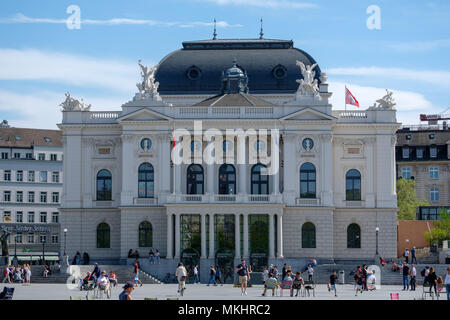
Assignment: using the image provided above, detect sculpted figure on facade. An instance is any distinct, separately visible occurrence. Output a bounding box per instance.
[376,89,396,109]
[134,60,161,101]
[295,61,320,97]
[60,92,91,111]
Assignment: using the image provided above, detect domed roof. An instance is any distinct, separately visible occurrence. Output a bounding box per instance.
[225,59,245,77]
[154,38,321,95]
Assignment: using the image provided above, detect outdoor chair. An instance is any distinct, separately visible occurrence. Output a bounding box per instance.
[303,280,316,297]
[70,296,82,300]
[279,280,292,297]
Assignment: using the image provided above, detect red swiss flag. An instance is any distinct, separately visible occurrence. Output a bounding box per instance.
[345,87,359,108]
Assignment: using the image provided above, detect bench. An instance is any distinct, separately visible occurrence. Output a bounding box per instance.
[422,284,447,300]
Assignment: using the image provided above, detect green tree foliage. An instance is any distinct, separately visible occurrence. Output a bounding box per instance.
[425,209,450,246]
[396,178,428,220]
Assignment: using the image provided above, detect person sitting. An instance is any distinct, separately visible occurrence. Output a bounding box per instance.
[128,249,134,258]
[292,272,304,297]
[79,271,94,289]
[108,271,118,287]
[391,261,399,272]
[379,257,386,267]
[97,271,111,298]
[366,270,377,290]
[13,270,23,283]
[262,273,278,296]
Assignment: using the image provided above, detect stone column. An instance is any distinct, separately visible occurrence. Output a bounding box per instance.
[272,134,280,195]
[207,163,214,195]
[174,214,180,259]
[201,214,207,259]
[237,136,247,195]
[209,213,215,259]
[243,213,249,258]
[234,214,240,259]
[120,135,135,205]
[282,134,297,205]
[174,163,181,194]
[364,137,376,208]
[320,133,333,206]
[276,214,283,258]
[159,134,171,201]
[269,213,275,258]
[166,214,173,259]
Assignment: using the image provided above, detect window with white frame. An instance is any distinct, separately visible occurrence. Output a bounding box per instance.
[40,192,47,203]
[39,212,47,223]
[28,233,34,244]
[51,234,58,244]
[430,188,439,202]
[39,235,46,243]
[28,191,35,203]
[401,167,411,179]
[4,170,11,181]
[28,212,35,223]
[16,191,23,203]
[4,191,11,202]
[51,212,59,224]
[50,154,57,161]
[430,147,437,158]
[416,148,423,159]
[429,167,439,179]
[52,171,59,183]
[16,211,23,223]
[28,171,35,182]
[16,170,23,182]
[39,171,47,182]
[38,153,45,161]
[52,192,59,203]
[1,152,8,159]
[402,147,409,159]
[15,233,23,243]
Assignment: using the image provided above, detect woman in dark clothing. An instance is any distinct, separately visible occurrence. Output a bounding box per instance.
[428,267,438,296]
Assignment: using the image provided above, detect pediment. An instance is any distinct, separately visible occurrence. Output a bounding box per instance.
[117,108,172,122]
[280,107,336,121]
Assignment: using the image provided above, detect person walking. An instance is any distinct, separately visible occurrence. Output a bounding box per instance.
[282,263,288,280]
[355,272,364,296]
[24,264,31,285]
[428,267,438,297]
[444,267,450,301]
[402,262,410,291]
[262,266,269,285]
[2,265,11,283]
[155,249,160,264]
[149,249,155,264]
[411,246,417,264]
[404,248,410,264]
[327,270,338,297]
[133,261,143,287]
[207,266,217,286]
[236,259,249,296]
[215,266,223,286]
[119,281,134,300]
[193,264,200,284]
[307,264,314,282]
[175,262,187,295]
[410,264,416,291]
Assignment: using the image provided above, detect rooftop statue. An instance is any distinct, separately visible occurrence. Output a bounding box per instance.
[0,230,10,257]
[60,92,91,111]
[376,89,396,109]
[135,60,161,101]
[295,61,320,97]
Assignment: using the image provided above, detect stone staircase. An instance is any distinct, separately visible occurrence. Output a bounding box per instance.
[73,265,162,284]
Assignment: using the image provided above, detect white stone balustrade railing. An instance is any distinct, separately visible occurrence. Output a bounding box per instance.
[295,198,321,206]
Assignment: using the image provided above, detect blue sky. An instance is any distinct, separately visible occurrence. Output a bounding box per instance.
[1,0,449,128]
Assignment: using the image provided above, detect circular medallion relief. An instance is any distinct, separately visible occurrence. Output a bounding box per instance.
[140,138,152,151]
[302,138,314,151]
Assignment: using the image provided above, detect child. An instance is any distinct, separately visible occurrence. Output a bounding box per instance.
[437,276,444,297]
[328,270,338,297]
[355,272,364,296]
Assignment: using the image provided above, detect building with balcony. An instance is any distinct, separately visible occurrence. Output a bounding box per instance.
[396,124,450,220]
[59,37,399,279]
[0,126,62,263]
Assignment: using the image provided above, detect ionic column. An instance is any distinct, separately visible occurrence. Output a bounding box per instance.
[208,213,215,258]
[237,136,247,194]
[269,214,275,258]
[201,214,207,259]
[276,214,283,258]
[160,134,171,196]
[166,214,173,259]
[207,163,214,195]
[243,213,249,258]
[174,214,180,259]
[272,134,280,195]
[235,214,241,259]
[174,163,181,194]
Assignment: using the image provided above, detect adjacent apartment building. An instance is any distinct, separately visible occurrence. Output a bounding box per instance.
[0,122,63,263]
[396,123,450,220]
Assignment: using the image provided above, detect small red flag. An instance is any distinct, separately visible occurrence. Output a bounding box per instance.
[345,87,359,108]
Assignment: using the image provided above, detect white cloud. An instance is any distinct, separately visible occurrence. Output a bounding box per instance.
[0,13,242,28]
[328,67,450,88]
[199,0,317,8]
[329,82,436,125]
[386,39,450,53]
[0,48,139,92]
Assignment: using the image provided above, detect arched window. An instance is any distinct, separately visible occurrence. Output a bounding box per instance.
[251,164,269,195]
[138,163,154,198]
[219,164,236,195]
[138,221,153,247]
[347,223,361,248]
[300,163,316,198]
[187,164,204,195]
[346,169,361,200]
[97,223,110,248]
[302,222,316,248]
[96,169,112,201]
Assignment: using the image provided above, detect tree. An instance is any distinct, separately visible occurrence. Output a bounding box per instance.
[425,208,450,247]
[396,178,428,220]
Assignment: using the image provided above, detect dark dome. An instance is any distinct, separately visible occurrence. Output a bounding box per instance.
[155,38,321,95]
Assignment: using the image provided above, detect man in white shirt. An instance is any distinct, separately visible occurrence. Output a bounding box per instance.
[444,267,450,301]
[97,271,111,298]
[404,248,410,263]
[410,264,417,291]
[307,266,314,282]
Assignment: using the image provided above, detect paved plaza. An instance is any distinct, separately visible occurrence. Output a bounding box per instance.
[5,283,446,300]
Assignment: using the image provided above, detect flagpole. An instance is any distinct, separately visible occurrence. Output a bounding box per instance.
[345,85,347,111]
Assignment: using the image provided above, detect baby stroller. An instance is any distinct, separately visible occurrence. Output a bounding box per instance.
[79,279,95,292]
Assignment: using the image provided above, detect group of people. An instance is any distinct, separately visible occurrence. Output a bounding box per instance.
[420,265,448,298]
[352,264,377,296]
[2,264,32,284]
[79,263,118,298]
[207,265,224,286]
[71,251,90,265]
[126,248,161,265]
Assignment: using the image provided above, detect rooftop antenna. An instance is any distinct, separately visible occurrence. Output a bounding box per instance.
[259,18,264,39]
[213,18,217,40]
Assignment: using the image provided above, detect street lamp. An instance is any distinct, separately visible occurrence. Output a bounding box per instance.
[13,233,18,264]
[375,227,379,256]
[63,228,68,256]
[41,233,46,265]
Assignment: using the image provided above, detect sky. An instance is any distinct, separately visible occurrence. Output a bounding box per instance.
[0,0,449,129]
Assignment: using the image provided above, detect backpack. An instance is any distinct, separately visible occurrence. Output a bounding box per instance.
[420,269,425,277]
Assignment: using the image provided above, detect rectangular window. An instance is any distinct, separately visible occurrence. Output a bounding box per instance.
[3,211,11,222]
[28,191,35,203]
[28,171,35,182]
[429,167,439,179]
[15,233,23,244]
[1,152,8,159]
[39,171,47,182]
[40,192,47,203]
[416,148,423,159]
[52,234,58,244]
[16,191,23,203]
[4,191,11,202]
[402,147,409,159]
[52,192,59,203]
[39,235,46,243]
[28,212,35,223]
[50,154,57,161]
[16,170,23,181]
[4,170,11,181]
[52,171,59,183]
[16,211,23,223]
[38,153,45,161]
[401,167,411,179]
[26,153,33,159]
[39,212,47,223]
[430,188,439,202]
[28,233,34,244]
[52,212,59,224]
[14,152,20,159]
[430,147,437,158]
